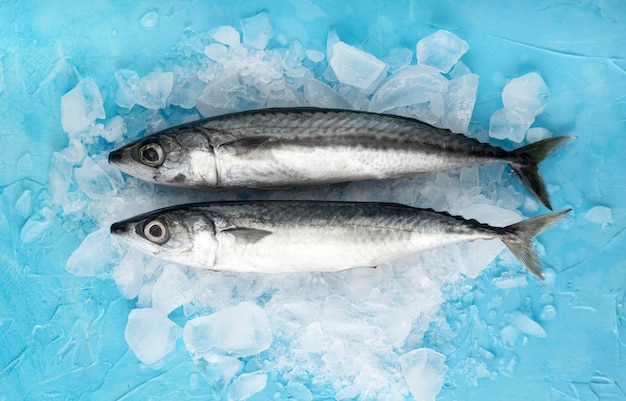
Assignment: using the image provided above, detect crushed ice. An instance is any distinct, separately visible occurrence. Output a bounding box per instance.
[45,16,560,400]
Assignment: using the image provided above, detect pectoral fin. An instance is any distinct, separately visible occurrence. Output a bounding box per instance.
[223,227,272,244]
[220,137,272,155]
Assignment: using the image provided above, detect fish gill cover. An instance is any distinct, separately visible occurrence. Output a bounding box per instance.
[2,2,625,401]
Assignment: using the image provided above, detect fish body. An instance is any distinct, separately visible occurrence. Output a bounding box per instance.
[110,200,569,278]
[108,108,571,209]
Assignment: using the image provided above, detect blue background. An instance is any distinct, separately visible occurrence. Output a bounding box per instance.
[1,1,625,400]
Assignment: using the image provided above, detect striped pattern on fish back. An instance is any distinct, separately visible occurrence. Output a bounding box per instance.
[198,108,510,160]
[194,201,498,237]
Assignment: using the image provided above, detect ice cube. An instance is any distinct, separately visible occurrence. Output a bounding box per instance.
[378,307,413,346]
[329,41,388,91]
[124,308,180,365]
[169,76,206,110]
[334,84,371,110]
[134,71,174,110]
[383,48,413,73]
[321,295,367,338]
[303,80,351,109]
[60,79,105,135]
[368,65,448,113]
[404,100,446,127]
[400,348,447,401]
[204,43,228,62]
[325,268,381,303]
[240,12,273,50]
[201,47,285,113]
[305,49,325,63]
[114,69,139,109]
[74,157,121,199]
[102,116,127,143]
[585,206,613,225]
[59,138,87,164]
[203,355,244,385]
[196,74,256,117]
[335,382,365,400]
[210,25,240,47]
[326,30,340,60]
[66,227,121,277]
[443,73,479,133]
[152,265,193,314]
[458,203,521,226]
[183,302,272,358]
[138,260,169,304]
[298,322,324,354]
[506,311,547,338]
[457,239,505,278]
[285,66,309,80]
[415,171,458,209]
[321,295,411,347]
[267,86,304,108]
[137,280,155,309]
[286,381,313,401]
[139,10,159,30]
[111,248,145,299]
[228,371,267,401]
[460,166,479,190]
[489,107,533,142]
[247,50,284,89]
[523,197,540,214]
[502,72,550,116]
[416,30,469,73]
[144,113,167,135]
[283,40,306,70]
[526,127,551,142]
[448,61,472,79]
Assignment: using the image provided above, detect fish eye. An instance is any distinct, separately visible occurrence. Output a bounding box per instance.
[143,219,169,244]
[138,142,164,167]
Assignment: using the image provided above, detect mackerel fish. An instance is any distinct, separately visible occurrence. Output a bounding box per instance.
[110,200,570,279]
[108,108,572,210]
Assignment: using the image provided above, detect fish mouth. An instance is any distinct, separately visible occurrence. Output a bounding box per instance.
[110,221,130,235]
[108,148,126,165]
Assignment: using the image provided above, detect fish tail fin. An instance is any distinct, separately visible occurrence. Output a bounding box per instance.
[500,209,571,279]
[510,136,574,210]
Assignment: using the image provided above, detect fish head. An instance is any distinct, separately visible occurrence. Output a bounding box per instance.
[108,128,218,187]
[110,206,219,268]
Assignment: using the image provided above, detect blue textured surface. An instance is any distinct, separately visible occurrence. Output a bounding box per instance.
[1,1,625,400]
